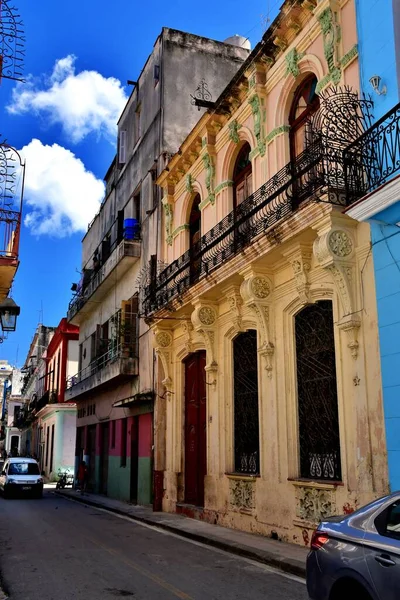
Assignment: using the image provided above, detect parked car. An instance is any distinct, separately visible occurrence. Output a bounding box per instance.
[307,491,400,600]
[0,458,43,499]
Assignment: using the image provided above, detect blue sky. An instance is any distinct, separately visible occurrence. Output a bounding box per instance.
[0,0,280,366]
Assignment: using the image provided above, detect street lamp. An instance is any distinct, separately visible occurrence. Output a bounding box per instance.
[0,298,20,332]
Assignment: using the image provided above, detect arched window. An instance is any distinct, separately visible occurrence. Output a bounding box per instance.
[233,143,252,208]
[189,194,201,282]
[295,300,341,481]
[289,74,319,162]
[233,329,259,474]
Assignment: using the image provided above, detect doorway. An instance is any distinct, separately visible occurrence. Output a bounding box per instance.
[184,351,207,506]
[130,417,139,503]
[100,422,109,494]
[87,425,96,491]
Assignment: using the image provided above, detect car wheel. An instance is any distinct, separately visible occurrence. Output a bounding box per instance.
[330,579,372,600]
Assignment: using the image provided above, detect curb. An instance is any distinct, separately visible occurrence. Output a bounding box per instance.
[55,491,306,579]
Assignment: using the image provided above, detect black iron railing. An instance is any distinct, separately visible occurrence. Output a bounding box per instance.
[66,338,138,390]
[344,101,400,204]
[68,234,141,321]
[144,137,348,314]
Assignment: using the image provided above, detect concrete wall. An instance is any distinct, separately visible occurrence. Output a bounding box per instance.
[370,204,400,491]
[355,0,399,118]
[66,339,79,379]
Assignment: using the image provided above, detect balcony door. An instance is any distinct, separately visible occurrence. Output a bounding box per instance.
[233,143,252,251]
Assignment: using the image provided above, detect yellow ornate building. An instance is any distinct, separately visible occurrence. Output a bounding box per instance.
[144,0,389,545]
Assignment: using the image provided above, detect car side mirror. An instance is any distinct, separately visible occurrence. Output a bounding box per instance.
[1,471,5,476]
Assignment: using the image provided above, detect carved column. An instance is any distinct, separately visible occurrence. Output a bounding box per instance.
[313,221,360,359]
[153,329,174,391]
[282,243,313,306]
[223,285,244,336]
[191,303,218,382]
[240,271,274,377]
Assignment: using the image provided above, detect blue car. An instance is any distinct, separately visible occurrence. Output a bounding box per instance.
[307,492,400,600]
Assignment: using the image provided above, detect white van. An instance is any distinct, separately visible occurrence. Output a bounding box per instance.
[0,458,43,498]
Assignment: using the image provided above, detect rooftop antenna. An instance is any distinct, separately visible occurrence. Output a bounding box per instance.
[38,300,43,325]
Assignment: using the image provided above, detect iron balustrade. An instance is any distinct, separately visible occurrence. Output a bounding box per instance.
[68,235,141,320]
[344,101,400,204]
[66,339,138,390]
[144,137,347,314]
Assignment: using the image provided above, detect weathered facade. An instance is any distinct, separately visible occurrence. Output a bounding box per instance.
[65,28,250,504]
[145,0,389,545]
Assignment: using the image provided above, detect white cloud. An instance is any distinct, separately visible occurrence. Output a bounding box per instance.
[20,139,104,237]
[8,55,127,144]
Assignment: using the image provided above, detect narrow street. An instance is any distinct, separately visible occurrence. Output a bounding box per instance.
[0,490,308,600]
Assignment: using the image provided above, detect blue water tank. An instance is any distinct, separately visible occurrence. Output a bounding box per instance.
[124,218,138,240]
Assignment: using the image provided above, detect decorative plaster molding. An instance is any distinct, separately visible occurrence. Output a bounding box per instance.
[266,125,290,144]
[313,224,360,359]
[191,304,218,371]
[285,48,305,78]
[240,273,274,376]
[181,321,194,355]
[296,485,334,523]
[185,173,194,194]
[228,119,242,144]
[202,152,216,206]
[229,477,256,513]
[162,196,173,246]
[154,329,173,388]
[317,4,341,84]
[249,94,266,157]
[226,288,244,334]
[172,224,190,239]
[215,180,234,195]
[340,44,358,68]
[283,244,313,305]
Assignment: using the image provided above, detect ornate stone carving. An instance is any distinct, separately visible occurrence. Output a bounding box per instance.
[296,486,334,523]
[226,289,244,333]
[283,244,313,305]
[313,225,360,359]
[318,5,341,84]
[185,173,194,194]
[240,274,274,374]
[198,306,217,326]
[155,331,172,348]
[329,230,353,257]
[181,321,193,355]
[229,478,256,512]
[248,94,266,157]
[162,197,173,246]
[202,152,216,206]
[191,304,218,371]
[251,276,271,299]
[228,119,242,144]
[285,48,304,78]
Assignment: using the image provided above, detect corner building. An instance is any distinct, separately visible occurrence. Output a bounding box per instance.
[145,0,389,544]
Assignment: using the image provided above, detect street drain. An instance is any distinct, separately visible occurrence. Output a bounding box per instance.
[104,589,134,597]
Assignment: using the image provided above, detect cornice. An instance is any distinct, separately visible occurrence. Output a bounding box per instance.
[346,175,400,222]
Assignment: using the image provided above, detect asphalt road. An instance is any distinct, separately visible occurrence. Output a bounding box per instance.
[0,489,308,600]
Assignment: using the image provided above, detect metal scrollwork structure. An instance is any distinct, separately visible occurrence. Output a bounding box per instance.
[0,0,25,82]
[0,142,24,259]
[143,88,375,316]
[190,79,213,110]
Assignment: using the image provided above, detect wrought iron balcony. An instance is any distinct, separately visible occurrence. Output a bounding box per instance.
[35,389,58,413]
[68,235,141,324]
[143,137,347,315]
[344,101,400,204]
[65,341,138,401]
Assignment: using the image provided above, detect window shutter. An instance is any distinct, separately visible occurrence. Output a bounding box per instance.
[119,130,127,164]
[95,324,102,358]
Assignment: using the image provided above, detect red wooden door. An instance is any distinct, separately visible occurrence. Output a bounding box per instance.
[184,351,207,506]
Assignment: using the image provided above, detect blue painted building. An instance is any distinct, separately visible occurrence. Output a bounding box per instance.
[348,1,400,491]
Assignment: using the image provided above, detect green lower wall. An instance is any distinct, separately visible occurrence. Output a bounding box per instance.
[138,457,152,505]
[107,456,131,502]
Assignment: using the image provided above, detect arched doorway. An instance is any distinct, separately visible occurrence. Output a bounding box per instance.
[233,142,252,209]
[184,350,207,506]
[189,194,201,283]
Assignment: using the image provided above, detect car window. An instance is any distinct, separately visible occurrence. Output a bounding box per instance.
[384,501,400,539]
[8,463,40,476]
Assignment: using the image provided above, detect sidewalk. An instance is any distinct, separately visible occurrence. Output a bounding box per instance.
[55,489,308,578]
